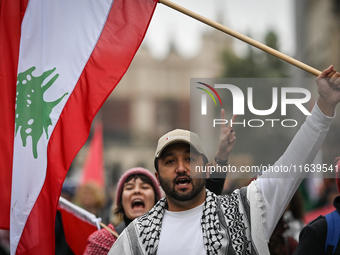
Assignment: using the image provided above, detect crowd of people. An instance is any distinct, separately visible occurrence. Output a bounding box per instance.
[53,66,340,255]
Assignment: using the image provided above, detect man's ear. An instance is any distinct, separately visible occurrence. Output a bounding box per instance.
[155,172,161,186]
[205,162,211,179]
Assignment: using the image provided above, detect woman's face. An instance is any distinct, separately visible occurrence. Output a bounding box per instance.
[121,177,156,220]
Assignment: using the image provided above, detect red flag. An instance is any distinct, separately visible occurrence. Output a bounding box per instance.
[58,197,99,255]
[80,122,105,188]
[0,0,157,254]
[0,0,29,231]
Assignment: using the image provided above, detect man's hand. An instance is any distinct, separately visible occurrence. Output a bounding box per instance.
[316,65,340,116]
[215,109,236,162]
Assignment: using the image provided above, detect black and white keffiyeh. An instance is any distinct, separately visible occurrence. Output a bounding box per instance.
[134,189,253,255]
[135,197,165,254]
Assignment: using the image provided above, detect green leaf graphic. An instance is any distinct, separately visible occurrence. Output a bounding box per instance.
[15,66,68,159]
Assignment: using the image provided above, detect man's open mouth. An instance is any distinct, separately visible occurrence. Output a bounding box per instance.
[175,176,191,186]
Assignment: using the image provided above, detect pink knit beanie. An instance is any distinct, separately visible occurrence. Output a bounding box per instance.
[115,167,162,206]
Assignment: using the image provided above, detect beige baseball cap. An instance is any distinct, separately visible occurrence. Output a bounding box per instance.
[154,129,208,166]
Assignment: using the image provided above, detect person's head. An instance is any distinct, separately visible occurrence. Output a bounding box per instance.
[61,179,77,202]
[115,167,162,220]
[74,181,105,216]
[153,129,209,209]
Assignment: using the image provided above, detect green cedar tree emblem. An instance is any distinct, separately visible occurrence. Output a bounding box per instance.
[15,66,68,159]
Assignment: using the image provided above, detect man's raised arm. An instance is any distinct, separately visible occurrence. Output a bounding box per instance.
[254,65,340,241]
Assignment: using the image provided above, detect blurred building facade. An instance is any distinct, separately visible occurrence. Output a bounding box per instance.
[295,0,340,166]
[295,0,340,74]
[73,29,233,187]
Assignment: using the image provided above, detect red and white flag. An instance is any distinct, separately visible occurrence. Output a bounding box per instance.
[0,0,157,254]
[57,197,100,255]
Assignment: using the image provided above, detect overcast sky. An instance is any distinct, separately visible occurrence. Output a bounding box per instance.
[143,0,296,59]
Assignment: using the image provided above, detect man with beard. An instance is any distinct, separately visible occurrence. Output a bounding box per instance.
[109,66,340,255]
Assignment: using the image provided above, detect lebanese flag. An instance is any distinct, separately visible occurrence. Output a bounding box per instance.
[0,0,157,254]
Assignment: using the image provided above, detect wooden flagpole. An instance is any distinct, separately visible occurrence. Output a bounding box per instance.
[99,222,119,238]
[159,0,322,77]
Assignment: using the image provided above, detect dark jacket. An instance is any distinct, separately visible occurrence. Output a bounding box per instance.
[293,196,340,255]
